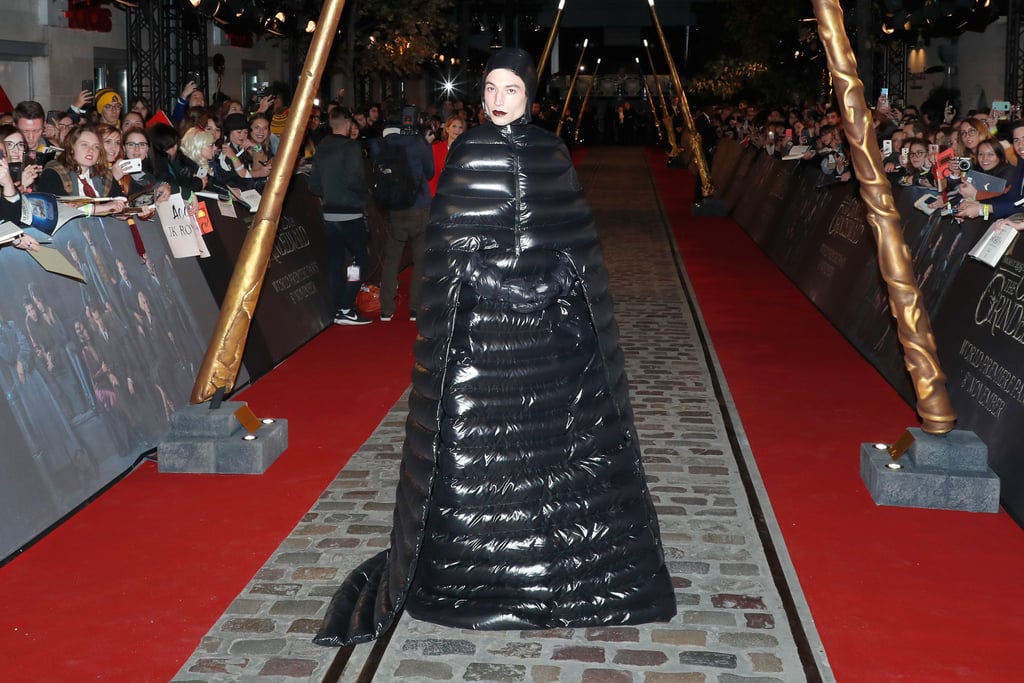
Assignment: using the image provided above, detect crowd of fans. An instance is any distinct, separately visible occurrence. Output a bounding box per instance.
[6,73,1024,251]
[699,95,1024,228]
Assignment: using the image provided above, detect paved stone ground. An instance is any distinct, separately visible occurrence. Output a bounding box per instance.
[172,147,833,683]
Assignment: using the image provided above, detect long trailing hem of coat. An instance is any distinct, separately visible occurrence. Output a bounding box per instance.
[315,122,675,648]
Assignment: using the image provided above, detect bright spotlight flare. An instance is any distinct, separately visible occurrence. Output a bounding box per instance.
[555,38,588,138]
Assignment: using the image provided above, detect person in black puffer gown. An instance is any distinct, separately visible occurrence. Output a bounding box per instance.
[315,47,676,647]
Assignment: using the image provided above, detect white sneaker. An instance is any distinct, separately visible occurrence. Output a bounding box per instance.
[334,309,372,326]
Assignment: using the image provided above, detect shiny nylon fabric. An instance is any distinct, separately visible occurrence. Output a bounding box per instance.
[315,122,675,647]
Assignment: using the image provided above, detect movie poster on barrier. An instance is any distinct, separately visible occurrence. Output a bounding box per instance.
[0,214,220,560]
[792,191,875,320]
[740,156,800,246]
[709,136,745,201]
[764,163,856,281]
[722,144,759,213]
[196,177,333,380]
[732,151,781,233]
[932,248,1024,522]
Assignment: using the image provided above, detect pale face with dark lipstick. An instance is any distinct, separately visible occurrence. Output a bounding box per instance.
[483,68,527,126]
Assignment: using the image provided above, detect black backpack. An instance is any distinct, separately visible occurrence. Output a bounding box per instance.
[372,138,417,210]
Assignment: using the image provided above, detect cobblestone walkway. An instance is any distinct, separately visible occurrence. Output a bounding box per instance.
[172,147,833,683]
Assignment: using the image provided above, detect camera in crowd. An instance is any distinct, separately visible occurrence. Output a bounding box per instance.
[953,157,972,172]
[255,81,273,100]
[395,104,419,135]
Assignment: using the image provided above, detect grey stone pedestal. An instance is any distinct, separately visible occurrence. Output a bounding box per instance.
[158,401,288,474]
[860,428,1000,513]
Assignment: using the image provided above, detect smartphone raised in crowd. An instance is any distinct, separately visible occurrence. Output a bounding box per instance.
[82,79,95,94]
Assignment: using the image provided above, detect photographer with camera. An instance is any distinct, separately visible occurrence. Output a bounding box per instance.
[958,122,1024,221]
[955,119,993,165]
[957,139,1015,202]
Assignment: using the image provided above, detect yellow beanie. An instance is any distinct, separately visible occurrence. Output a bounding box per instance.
[95,88,122,112]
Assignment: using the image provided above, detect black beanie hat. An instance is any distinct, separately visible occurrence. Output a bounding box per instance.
[483,47,537,124]
[222,113,249,135]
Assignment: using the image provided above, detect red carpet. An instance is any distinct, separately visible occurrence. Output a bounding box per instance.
[4,151,1024,681]
[0,317,416,681]
[648,149,1024,682]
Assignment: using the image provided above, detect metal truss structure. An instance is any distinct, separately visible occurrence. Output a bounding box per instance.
[1008,0,1023,106]
[126,1,208,113]
[876,38,907,106]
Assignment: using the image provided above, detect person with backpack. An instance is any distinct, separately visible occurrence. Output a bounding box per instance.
[369,106,434,321]
[308,106,373,325]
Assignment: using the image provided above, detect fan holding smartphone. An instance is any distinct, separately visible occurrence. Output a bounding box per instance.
[0,123,43,193]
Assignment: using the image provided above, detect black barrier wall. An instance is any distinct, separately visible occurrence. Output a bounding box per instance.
[710,138,1024,523]
[198,177,334,380]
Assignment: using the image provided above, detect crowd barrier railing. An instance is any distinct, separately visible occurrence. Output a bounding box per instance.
[710,137,1024,524]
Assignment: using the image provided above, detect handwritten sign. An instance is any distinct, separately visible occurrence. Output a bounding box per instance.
[156,193,209,258]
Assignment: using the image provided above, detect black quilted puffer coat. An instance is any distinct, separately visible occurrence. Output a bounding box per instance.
[315,118,676,647]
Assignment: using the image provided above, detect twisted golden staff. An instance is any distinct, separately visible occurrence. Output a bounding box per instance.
[647,0,713,197]
[635,56,664,143]
[537,0,566,79]
[190,0,348,403]
[574,57,601,144]
[555,38,589,138]
[812,0,955,434]
[642,39,677,154]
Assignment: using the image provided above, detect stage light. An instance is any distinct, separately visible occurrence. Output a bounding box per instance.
[886,462,903,470]
[243,434,258,441]
[873,443,888,450]
[261,418,275,424]
[188,0,222,17]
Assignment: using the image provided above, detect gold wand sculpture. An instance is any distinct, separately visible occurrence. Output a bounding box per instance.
[556,38,589,138]
[635,56,664,143]
[574,58,601,143]
[537,0,566,79]
[812,0,955,434]
[642,40,677,153]
[190,0,348,403]
[647,0,713,198]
